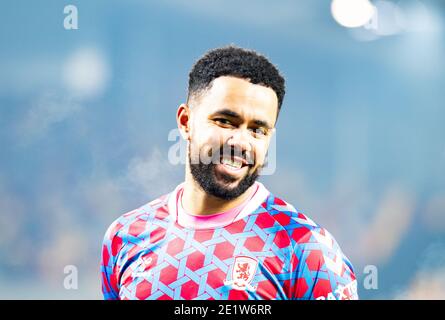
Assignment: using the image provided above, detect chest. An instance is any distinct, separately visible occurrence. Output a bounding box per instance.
[117,226,292,300]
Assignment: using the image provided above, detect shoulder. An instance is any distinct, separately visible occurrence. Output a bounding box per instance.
[262,194,357,297]
[102,193,170,254]
[261,193,354,269]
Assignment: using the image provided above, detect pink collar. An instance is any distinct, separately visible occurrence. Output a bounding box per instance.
[169,181,269,230]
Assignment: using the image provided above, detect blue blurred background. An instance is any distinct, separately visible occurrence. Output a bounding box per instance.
[1,0,444,299]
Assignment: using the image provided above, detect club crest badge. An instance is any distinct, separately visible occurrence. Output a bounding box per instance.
[224,256,258,291]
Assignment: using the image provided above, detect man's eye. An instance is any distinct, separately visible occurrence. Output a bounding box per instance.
[251,127,268,136]
[214,118,232,125]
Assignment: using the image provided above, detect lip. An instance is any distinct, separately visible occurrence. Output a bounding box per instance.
[215,159,248,178]
[220,155,249,167]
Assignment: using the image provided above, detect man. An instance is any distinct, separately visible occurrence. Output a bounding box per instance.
[101,46,358,300]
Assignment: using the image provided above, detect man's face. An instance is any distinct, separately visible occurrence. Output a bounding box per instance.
[185,76,278,200]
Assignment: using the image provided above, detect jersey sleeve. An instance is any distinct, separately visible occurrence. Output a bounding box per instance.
[290,226,359,300]
[100,219,125,300]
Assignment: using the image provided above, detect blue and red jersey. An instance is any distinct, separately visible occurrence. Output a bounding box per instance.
[101,182,358,300]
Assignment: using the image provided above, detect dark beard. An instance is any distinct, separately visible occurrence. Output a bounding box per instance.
[188,146,260,201]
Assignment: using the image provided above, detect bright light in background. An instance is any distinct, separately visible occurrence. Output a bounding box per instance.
[62,47,110,99]
[348,0,402,41]
[347,0,443,42]
[370,0,402,36]
[331,0,375,28]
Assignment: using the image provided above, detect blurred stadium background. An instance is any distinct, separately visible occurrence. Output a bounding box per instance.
[0,0,444,299]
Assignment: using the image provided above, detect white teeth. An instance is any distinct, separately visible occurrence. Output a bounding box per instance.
[221,157,242,169]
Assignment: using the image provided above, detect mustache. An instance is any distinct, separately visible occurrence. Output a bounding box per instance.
[210,145,254,166]
[189,143,255,166]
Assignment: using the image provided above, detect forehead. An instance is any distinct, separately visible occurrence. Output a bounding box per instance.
[195,76,278,124]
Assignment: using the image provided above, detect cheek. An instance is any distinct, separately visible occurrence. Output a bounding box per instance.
[196,126,228,147]
[190,126,227,157]
[252,142,269,166]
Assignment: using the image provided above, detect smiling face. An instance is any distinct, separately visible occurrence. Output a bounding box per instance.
[179,76,278,200]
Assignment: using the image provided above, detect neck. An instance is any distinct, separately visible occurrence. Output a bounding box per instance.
[182,169,255,216]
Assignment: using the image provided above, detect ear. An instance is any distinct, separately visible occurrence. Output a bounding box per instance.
[176,103,191,141]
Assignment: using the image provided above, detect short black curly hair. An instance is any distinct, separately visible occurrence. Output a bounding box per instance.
[187,45,285,114]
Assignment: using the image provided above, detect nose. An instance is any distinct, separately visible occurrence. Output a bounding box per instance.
[226,127,252,154]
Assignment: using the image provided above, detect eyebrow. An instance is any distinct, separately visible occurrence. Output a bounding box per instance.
[212,108,273,129]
